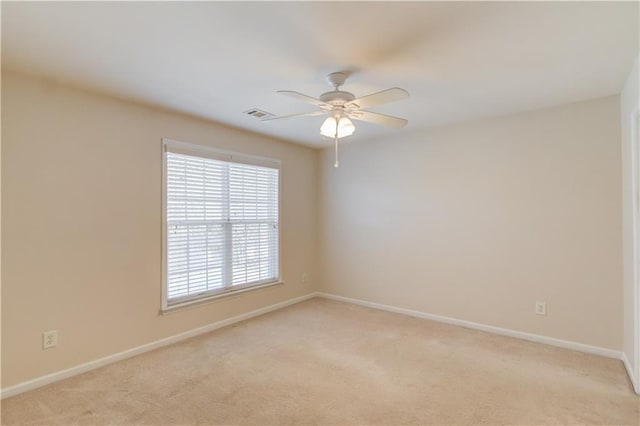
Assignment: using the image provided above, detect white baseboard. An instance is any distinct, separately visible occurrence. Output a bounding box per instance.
[316,292,623,360]
[622,352,640,394]
[1,292,319,399]
[3,291,634,399]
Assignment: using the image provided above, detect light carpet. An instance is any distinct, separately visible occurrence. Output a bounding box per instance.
[1,298,638,425]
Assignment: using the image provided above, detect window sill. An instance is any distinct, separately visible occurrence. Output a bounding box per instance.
[160,280,284,315]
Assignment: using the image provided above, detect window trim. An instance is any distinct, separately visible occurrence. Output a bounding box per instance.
[161,138,283,312]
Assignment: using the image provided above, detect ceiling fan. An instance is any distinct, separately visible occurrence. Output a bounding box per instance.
[262,72,409,167]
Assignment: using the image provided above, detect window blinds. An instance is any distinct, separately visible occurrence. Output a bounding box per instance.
[164,144,279,305]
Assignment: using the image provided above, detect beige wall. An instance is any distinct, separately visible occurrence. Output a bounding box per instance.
[1,72,319,388]
[621,54,639,386]
[319,96,623,350]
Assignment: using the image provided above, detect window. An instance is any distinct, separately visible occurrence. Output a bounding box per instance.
[162,139,280,309]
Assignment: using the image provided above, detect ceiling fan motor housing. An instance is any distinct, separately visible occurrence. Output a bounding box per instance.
[319,90,356,107]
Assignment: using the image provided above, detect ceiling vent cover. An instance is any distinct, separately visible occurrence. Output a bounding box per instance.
[244,109,274,119]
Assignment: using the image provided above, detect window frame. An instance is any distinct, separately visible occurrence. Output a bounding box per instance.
[161,138,283,312]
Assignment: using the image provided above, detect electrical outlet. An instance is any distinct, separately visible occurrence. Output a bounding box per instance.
[535,301,547,316]
[43,330,58,349]
[302,272,309,283]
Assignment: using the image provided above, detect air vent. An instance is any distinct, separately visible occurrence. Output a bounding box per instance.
[244,109,274,119]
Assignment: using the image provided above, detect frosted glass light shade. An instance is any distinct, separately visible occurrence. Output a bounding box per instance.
[320,116,355,138]
[337,117,355,137]
[320,116,337,137]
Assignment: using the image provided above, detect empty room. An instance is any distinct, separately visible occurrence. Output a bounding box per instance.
[1,1,639,424]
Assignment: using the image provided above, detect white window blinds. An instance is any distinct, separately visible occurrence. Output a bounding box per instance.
[163,141,279,306]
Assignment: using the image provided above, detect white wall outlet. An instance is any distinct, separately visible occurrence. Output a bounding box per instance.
[535,301,547,316]
[43,330,58,349]
[302,272,309,283]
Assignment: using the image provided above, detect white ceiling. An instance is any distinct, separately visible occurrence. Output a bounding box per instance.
[2,1,638,148]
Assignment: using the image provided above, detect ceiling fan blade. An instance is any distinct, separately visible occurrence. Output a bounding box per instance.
[277,90,330,108]
[261,110,326,122]
[349,110,408,128]
[346,87,409,109]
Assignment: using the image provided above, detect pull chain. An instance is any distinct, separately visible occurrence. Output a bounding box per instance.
[334,119,339,168]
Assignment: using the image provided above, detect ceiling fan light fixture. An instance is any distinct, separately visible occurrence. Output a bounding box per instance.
[337,117,355,137]
[320,116,355,138]
[320,116,337,137]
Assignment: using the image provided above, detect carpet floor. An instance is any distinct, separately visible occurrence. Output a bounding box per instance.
[1,298,638,425]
